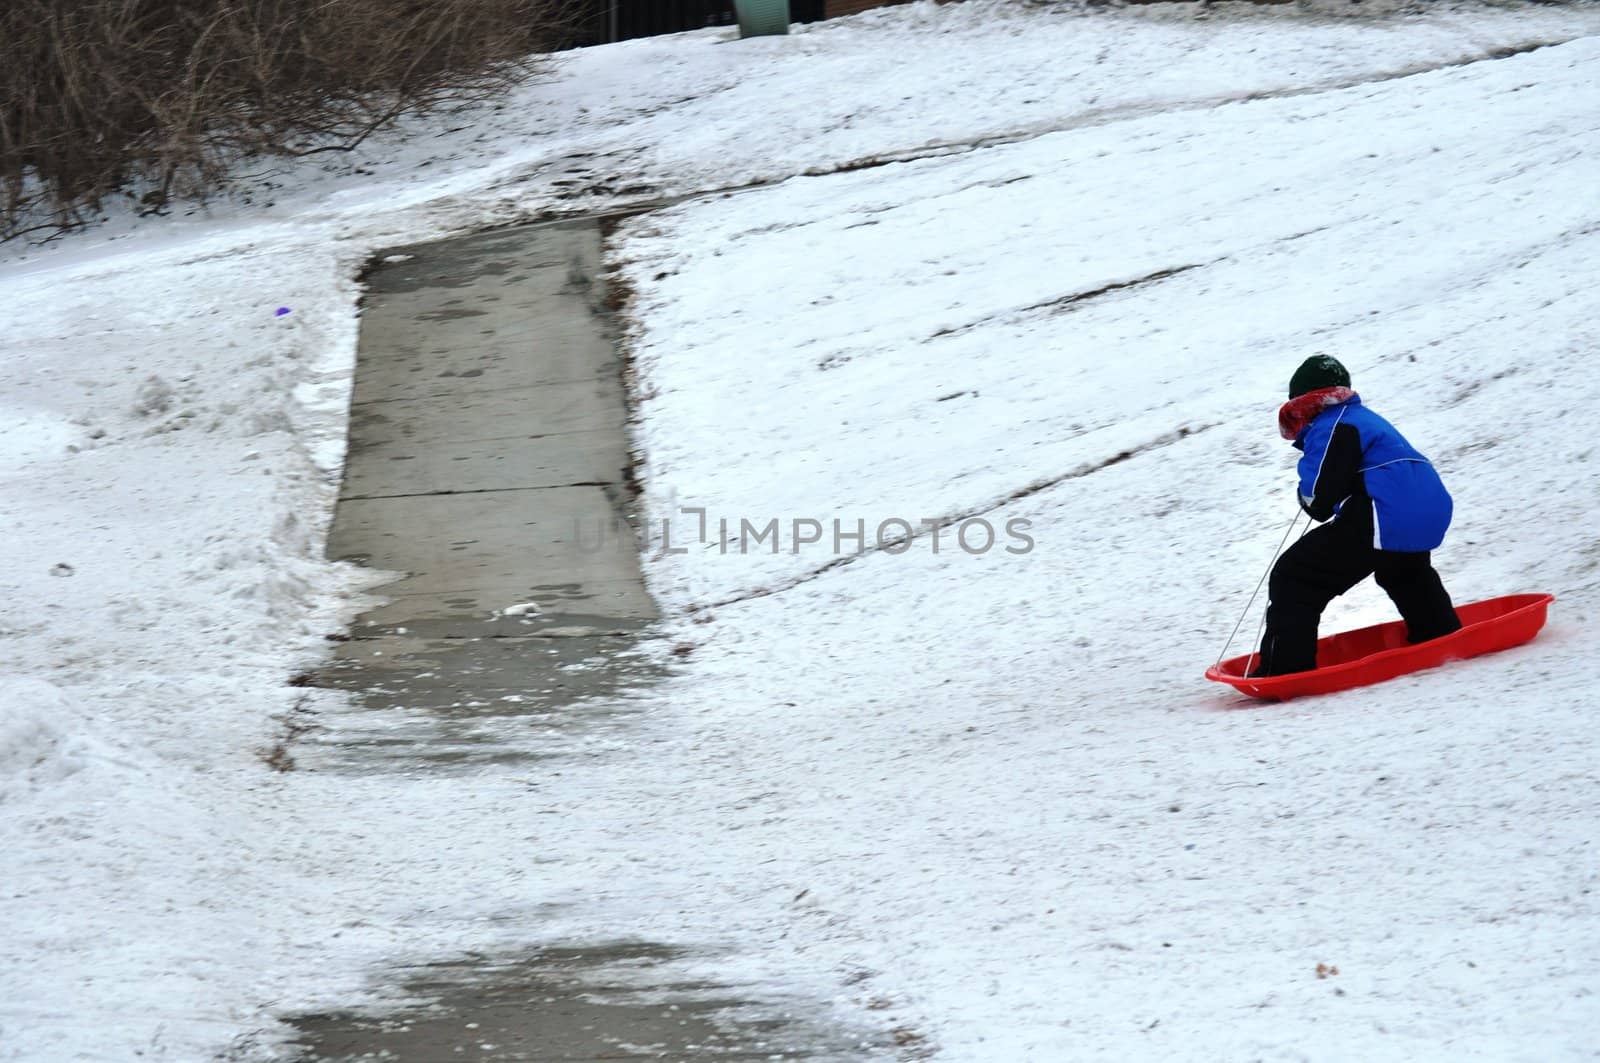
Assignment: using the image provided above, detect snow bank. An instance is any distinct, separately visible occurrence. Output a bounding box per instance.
[0,679,98,804]
[0,408,82,478]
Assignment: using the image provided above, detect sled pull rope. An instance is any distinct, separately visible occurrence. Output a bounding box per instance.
[1216,507,1311,672]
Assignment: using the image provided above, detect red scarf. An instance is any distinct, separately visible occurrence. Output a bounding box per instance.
[1279,386,1357,441]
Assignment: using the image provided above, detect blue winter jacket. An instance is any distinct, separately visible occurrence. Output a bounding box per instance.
[1295,395,1452,553]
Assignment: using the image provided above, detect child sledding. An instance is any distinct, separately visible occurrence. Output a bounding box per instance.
[1207,356,1552,700]
[1254,355,1461,676]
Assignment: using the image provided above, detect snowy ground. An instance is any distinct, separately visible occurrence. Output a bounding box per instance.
[2,2,1598,1060]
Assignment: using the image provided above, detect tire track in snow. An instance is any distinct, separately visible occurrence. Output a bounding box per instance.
[926,261,1210,343]
[921,222,1338,346]
[790,38,1583,181]
[499,34,1593,235]
[687,421,1220,613]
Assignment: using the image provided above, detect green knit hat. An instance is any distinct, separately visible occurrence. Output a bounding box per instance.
[1288,354,1351,398]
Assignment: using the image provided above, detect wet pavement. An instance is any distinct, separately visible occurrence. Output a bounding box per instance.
[289,943,872,1062]
[301,220,660,770]
[286,221,879,1060]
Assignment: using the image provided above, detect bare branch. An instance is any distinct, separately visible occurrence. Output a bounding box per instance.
[1,0,582,240]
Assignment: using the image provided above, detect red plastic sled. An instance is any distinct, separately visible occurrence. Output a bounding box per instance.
[1207,593,1555,701]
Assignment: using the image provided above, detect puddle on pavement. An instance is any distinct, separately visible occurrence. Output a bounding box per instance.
[299,623,664,769]
[287,943,882,1062]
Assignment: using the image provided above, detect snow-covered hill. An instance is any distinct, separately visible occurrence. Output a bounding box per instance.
[1,2,1596,1059]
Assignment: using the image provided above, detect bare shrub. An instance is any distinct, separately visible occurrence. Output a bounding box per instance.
[1,0,581,239]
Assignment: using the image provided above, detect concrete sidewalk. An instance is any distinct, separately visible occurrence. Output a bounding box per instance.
[287,220,872,1060]
[335,220,653,627]
[303,220,660,768]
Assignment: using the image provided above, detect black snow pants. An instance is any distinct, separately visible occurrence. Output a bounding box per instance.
[1255,500,1461,676]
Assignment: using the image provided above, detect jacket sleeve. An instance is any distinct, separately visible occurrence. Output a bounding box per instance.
[1295,414,1363,522]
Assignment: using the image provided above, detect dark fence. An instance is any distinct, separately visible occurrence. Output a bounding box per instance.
[570,0,824,44]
